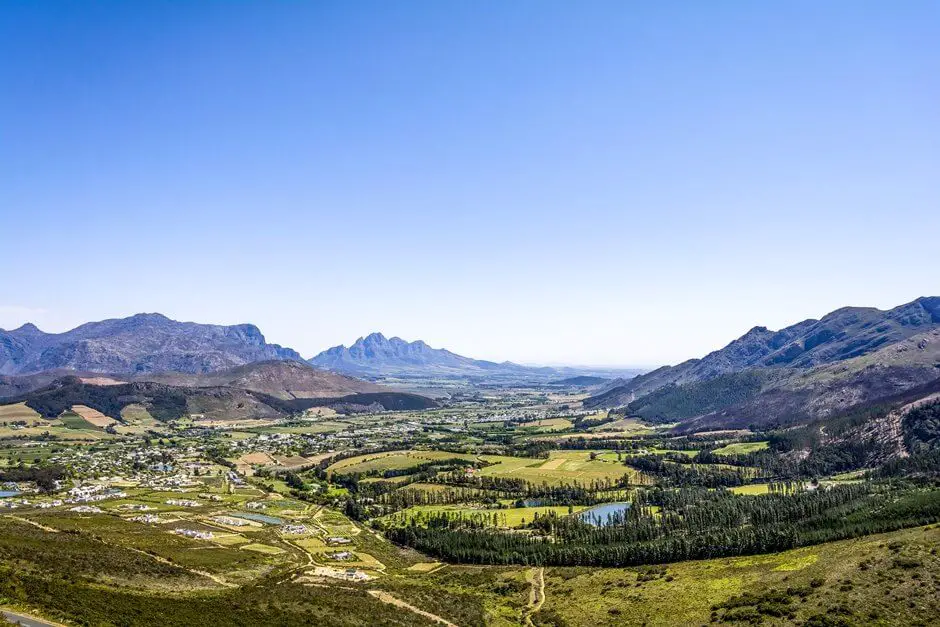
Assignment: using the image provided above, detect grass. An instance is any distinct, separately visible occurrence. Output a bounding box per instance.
[537,524,940,626]
[383,504,588,528]
[327,450,476,476]
[729,483,771,495]
[478,451,644,486]
[712,441,770,455]
[58,411,102,430]
[516,418,573,432]
[239,543,285,555]
[248,421,350,435]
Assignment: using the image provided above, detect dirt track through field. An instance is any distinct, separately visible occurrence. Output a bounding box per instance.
[523,567,545,626]
[367,590,458,627]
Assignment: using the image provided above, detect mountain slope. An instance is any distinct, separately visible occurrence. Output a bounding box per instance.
[591,297,940,409]
[4,372,437,422]
[133,359,385,400]
[0,313,302,375]
[309,332,555,378]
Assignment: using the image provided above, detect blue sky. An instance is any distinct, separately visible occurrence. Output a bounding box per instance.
[1,1,938,366]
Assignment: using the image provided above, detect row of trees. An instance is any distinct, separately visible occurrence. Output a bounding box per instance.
[385,483,940,567]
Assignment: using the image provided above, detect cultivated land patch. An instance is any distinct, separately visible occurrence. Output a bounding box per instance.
[517,418,573,432]
[385,504,588,528]
[119,403,157,424]
[712,441,770,455]
[0,402,43,422]
[478,451,645,486]
[70,405,117,428]
[327,450,476,476]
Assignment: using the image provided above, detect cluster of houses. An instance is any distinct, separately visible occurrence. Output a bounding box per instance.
[327,536,351,545]
[131,514,161,523]
[165,498,200,507]
[175,528,213,540]
[67,484,128,503]
[70,505,103,513]
[281,523,308,535]
[311,566,371,582]
[213,515,251,527]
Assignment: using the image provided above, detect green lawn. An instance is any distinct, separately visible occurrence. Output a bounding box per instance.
[383,504,587,528]
[711,441,770,455]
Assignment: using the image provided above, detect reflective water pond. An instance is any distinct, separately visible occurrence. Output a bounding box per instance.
[577,502,631,526]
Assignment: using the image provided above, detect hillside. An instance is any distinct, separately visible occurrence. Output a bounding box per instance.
[310,332,557,378]
[587,297,940,431]
[593,297,940,408]
[3,373,437,422]
[0,313,302,375]
[132,360,385,400]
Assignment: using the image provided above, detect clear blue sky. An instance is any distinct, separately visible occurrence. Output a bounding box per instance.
[1,1,938,366]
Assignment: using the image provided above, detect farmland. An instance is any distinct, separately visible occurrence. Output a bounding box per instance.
[2,375,940,626]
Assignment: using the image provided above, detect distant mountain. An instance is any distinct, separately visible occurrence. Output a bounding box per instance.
[586,297,940,431]
[0,313,302,375]
[309,332,556,378]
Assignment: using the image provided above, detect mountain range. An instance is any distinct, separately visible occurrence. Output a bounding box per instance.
[587,296,940,431]
[0,313,300,375]
[308,332,557,378]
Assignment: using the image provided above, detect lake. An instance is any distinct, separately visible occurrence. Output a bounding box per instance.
[0,491,20,498]
[578,502,631,526]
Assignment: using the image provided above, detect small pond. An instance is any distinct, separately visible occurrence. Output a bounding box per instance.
[0,491,20,498]
[231,512,284,525]
[578,502,631,526]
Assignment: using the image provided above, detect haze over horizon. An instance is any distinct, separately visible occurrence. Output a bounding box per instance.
[2,2,938,367]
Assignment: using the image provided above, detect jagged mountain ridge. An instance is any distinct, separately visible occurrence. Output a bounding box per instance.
[0,313,302,375]
[592,297,940,407]
[309,332,555,377]
[587,297,940,432]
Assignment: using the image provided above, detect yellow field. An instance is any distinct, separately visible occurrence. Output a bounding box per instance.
[327,450,475,476]
[0,402,42,422]
[240,543,285,554]
[729,483,771,495]
[406,562,442,572]
[71,405,117,428]
[479,451,646,486]
[120,403,158,424]
[386,504,587,528]
[211,533,251,546]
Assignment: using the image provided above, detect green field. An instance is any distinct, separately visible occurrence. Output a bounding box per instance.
[249,421,350,435]
[384,504,587,528]
[327,450,476,476]
[516,418,573,432]
[58,411,103,430]
[712,441,770,455]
